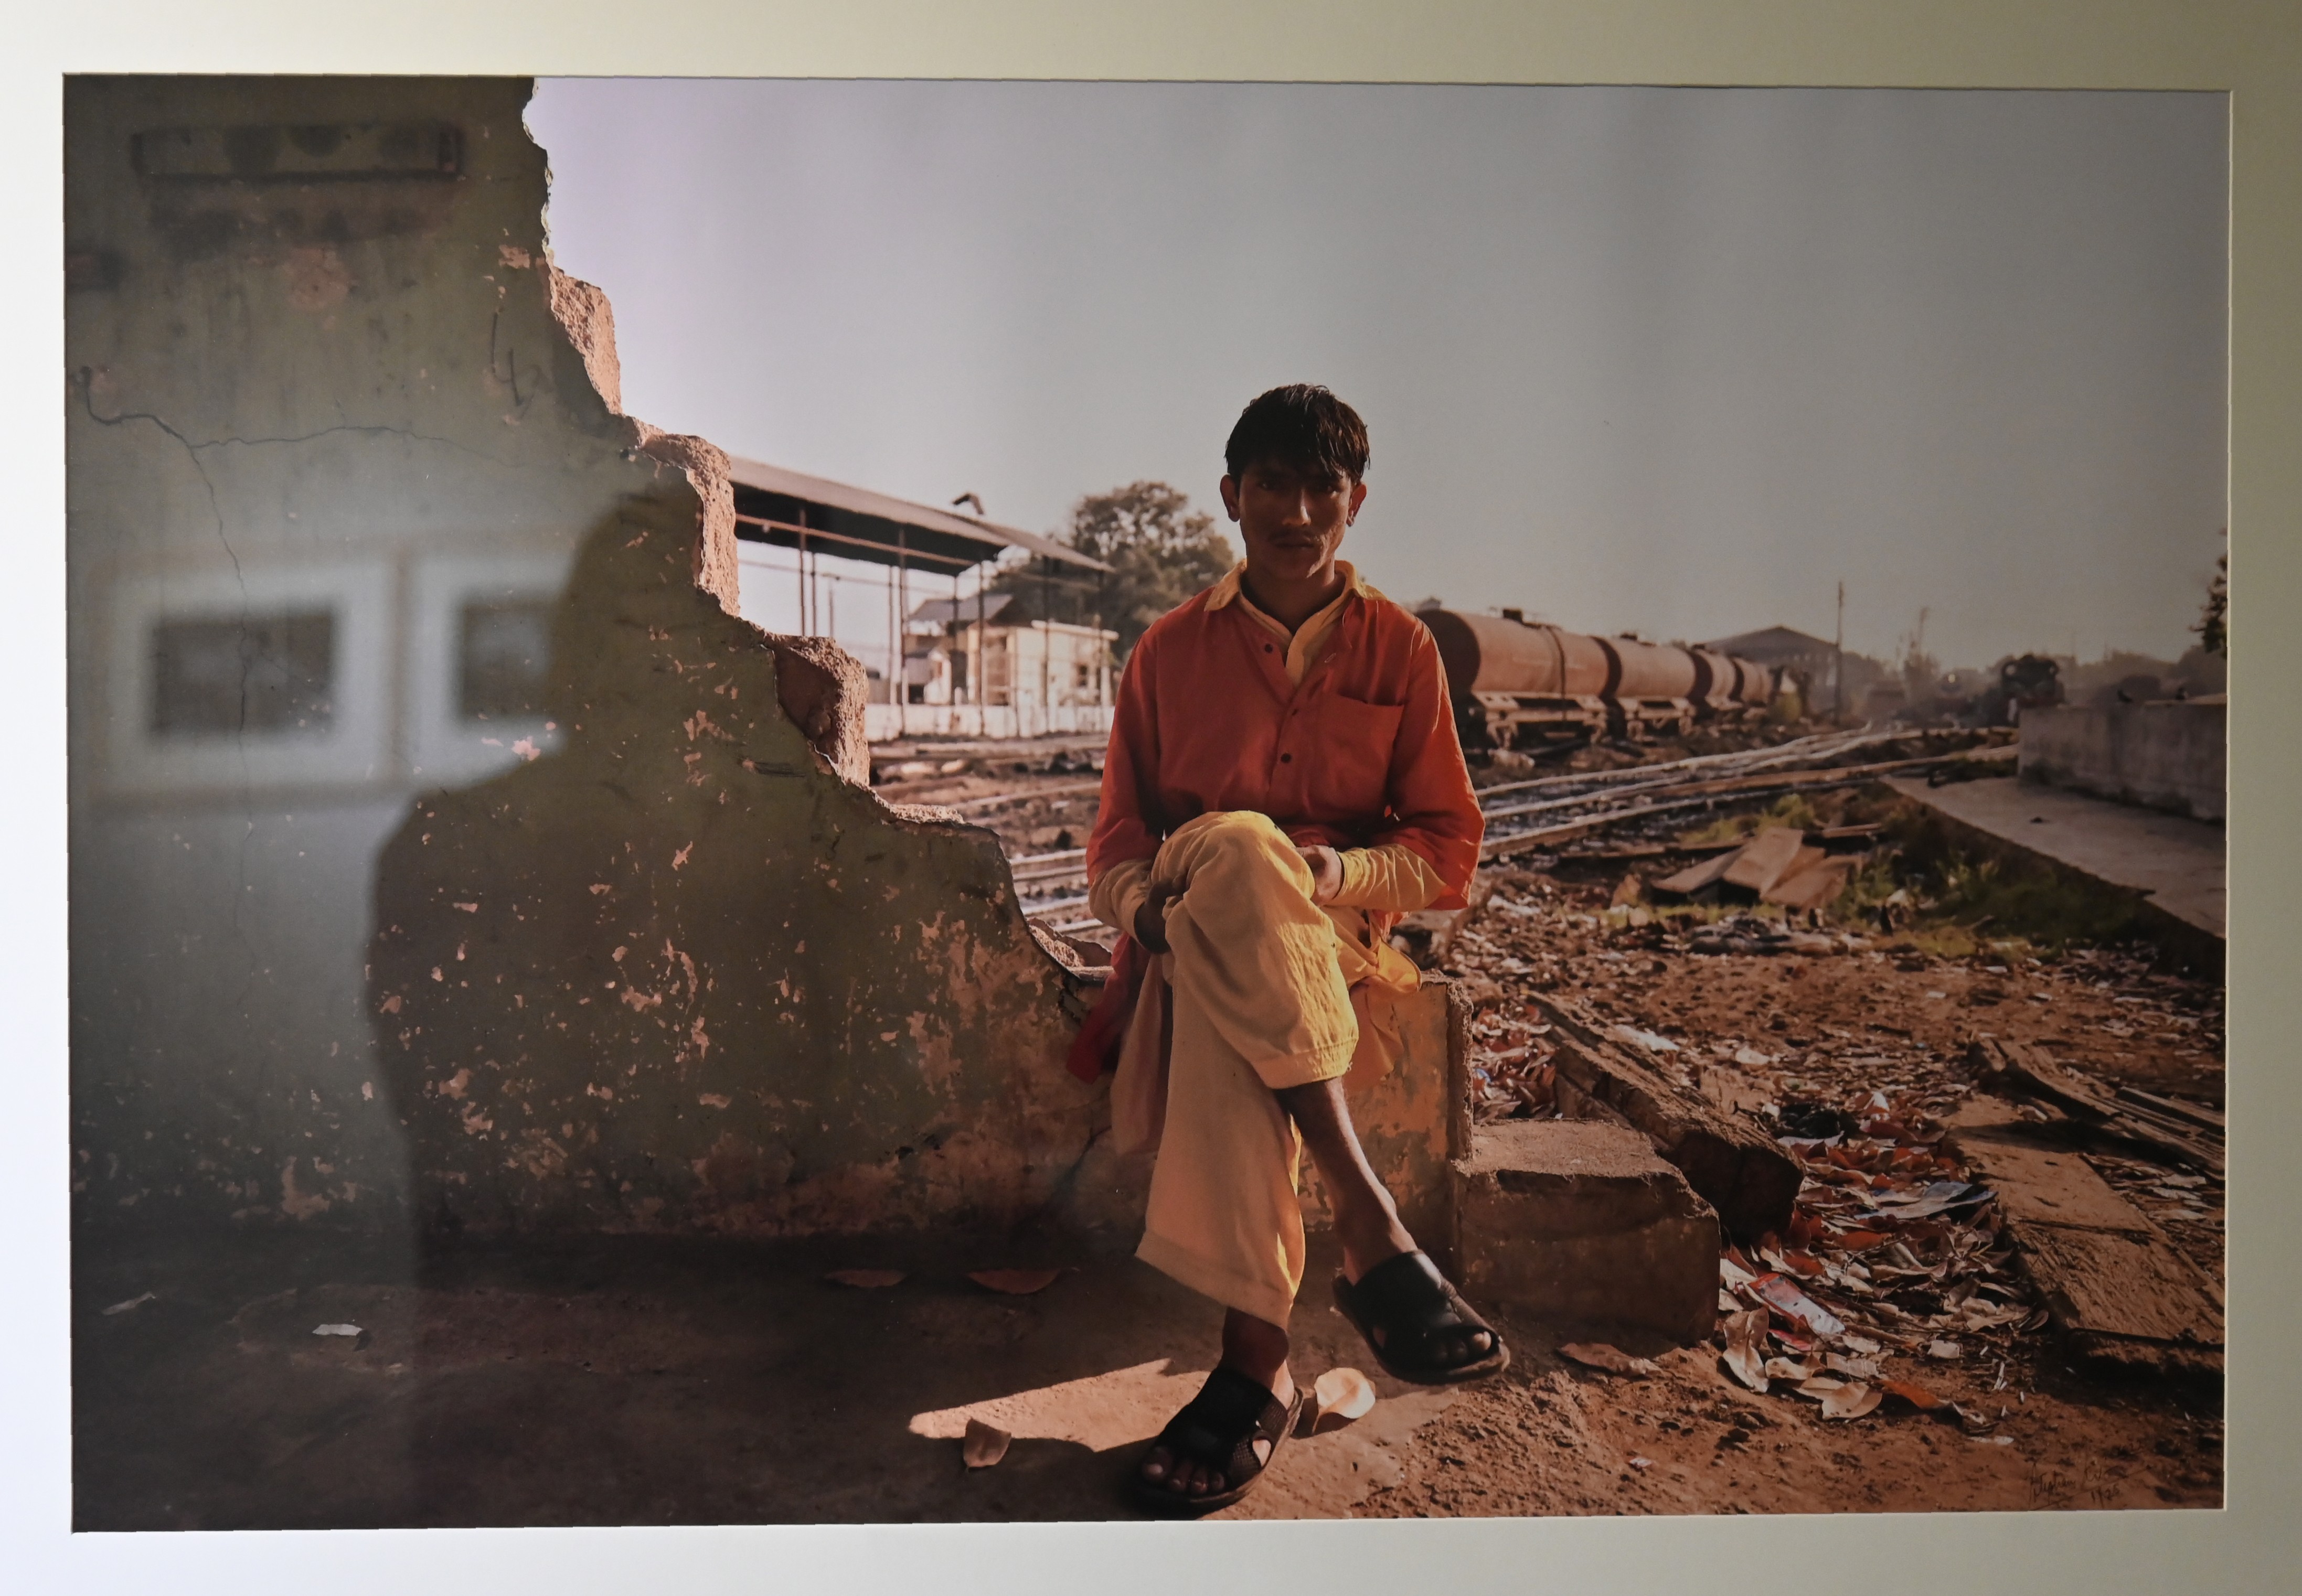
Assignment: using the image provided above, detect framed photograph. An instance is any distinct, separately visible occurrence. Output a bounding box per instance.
[12,5,2296,1594]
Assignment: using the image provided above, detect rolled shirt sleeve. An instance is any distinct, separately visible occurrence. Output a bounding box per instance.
[1328,842,1450,914]
[1088,855,1154,938]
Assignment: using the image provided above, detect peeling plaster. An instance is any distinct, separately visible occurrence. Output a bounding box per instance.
[68,75,1454,1251]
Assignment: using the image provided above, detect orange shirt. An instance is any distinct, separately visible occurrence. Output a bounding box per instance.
[1085,565,1484,918]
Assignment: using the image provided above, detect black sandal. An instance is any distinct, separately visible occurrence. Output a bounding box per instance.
[1131,1366,1304,1514]
[1332,1250,1511,1386]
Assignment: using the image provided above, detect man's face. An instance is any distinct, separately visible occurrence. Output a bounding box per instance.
[1219,457,1368,585]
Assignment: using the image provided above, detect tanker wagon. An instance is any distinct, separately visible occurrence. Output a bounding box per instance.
[1415,606,1776,750]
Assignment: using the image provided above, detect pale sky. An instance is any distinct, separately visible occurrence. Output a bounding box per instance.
[527,81,2226,671]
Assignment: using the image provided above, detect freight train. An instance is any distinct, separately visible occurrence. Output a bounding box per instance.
[1416,606,1779,749]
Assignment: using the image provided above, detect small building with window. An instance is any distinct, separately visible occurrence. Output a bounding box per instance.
[901,592,1114,712]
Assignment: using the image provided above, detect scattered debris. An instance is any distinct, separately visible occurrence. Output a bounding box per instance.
[1308,1367,1379,1434]
[101,1292,156,1316]
[1721,1308,1770,1393]
[1966,1037,2223,1175]
[311,1322,369,1349]
[1946,1097,2224,1378]
[1558,1343,1660,1378]
[1816,1381,1882,1420]
[1881,1377,1946,1411]
[962,1417,1011,1469]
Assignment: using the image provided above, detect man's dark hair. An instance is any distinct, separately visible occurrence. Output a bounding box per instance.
[1223,384,1370,484]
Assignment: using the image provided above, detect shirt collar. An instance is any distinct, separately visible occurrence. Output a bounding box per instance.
[1205,560,1375,615]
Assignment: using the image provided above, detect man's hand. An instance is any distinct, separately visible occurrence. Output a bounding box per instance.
[1299,844,1344,905]
[1133,880,1184,954]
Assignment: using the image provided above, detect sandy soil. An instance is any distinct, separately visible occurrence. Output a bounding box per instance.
[1359,1322,2222,1517]
[1371,842,2225,1517]
[860,729,2227,1518]
[77,733,2218,1527]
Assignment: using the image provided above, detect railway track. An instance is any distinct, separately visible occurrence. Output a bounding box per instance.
[1000,726,2011,929]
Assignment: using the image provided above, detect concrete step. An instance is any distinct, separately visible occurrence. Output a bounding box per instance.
[1451,1119,1719,1345]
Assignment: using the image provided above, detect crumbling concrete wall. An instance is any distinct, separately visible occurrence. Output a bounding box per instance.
[365,485,1113,1235]
[2019,700,2226,822]
[66,75,1125,1238]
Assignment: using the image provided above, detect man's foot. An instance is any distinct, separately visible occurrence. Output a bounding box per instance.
[1132,1365,1303,1511]
[1333,1207,1497,1368]
[1332,1251,1510,1384]
[1137,1362,1294,1500]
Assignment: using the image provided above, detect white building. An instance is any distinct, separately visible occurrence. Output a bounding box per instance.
[902,592,1115,712]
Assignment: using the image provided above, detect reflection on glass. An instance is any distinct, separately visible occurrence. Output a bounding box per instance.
[148,609,337,737]
[457,599,552,723]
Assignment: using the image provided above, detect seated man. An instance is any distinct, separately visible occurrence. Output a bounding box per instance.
[1078,384,1508,1513]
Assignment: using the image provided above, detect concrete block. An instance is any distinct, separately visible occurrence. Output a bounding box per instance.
[1300,975,1464,1258]
[2019,701,2225,822]
[1452,1119,1719,1345]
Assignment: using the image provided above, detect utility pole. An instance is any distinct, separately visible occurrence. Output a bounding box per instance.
[1833,580,1845,724]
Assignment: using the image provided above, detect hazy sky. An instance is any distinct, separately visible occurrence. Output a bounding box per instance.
[527,81,2226,670]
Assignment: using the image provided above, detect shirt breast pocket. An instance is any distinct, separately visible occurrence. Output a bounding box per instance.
[1308,694,1405,821]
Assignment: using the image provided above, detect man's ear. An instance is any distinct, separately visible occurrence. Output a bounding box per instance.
[1218,474,1242,521]
[1347,479,1368,524]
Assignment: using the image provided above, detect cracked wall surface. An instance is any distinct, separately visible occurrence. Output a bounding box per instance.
[67,75,1130,1239]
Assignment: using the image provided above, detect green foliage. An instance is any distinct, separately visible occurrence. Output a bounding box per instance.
[1677,794,1827,847]
[1825,849,1904,920]
[2196,547,2228,658]
[1883,805,2143,951]
[1002,481,1235,661]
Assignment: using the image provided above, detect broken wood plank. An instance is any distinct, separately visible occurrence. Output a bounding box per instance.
[1536,998,1802,1241]
[1964,1037,2121,1119]
[1651,847,1741,897]
[2114,1086,2225,1134]
[1764,854,1856,912]
[1964,1038,2221,1174]
[1721,828,1809,895]
[1945,1101,2223,1380]
[1941,1129,2149,1232]
[2108,1094,2226,1156]
[2016,1227,2224,1378]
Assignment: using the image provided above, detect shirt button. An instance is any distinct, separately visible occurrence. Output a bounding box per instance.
[1280,753,1293,763]
[1264,644,1274,653]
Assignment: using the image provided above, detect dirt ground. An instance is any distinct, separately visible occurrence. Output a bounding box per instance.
[73,731,2222,1527]
[1393,824,2225,1516]
[71,1222,2217,1528]
[1450,853,2226,1283]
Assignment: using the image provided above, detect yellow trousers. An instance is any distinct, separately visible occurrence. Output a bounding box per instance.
[1115,811,1421,1327]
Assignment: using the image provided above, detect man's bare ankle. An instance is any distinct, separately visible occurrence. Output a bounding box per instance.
[1334,1206,1416,1282]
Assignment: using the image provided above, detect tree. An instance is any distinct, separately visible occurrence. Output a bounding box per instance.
[997,481,1235,661]
[2195,545,2228,658]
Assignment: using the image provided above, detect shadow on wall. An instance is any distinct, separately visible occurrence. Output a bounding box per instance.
[63,72,1133,1248]
[366,456,1134,1241]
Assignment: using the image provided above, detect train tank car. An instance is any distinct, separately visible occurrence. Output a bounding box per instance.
[1417,606,1777,749]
